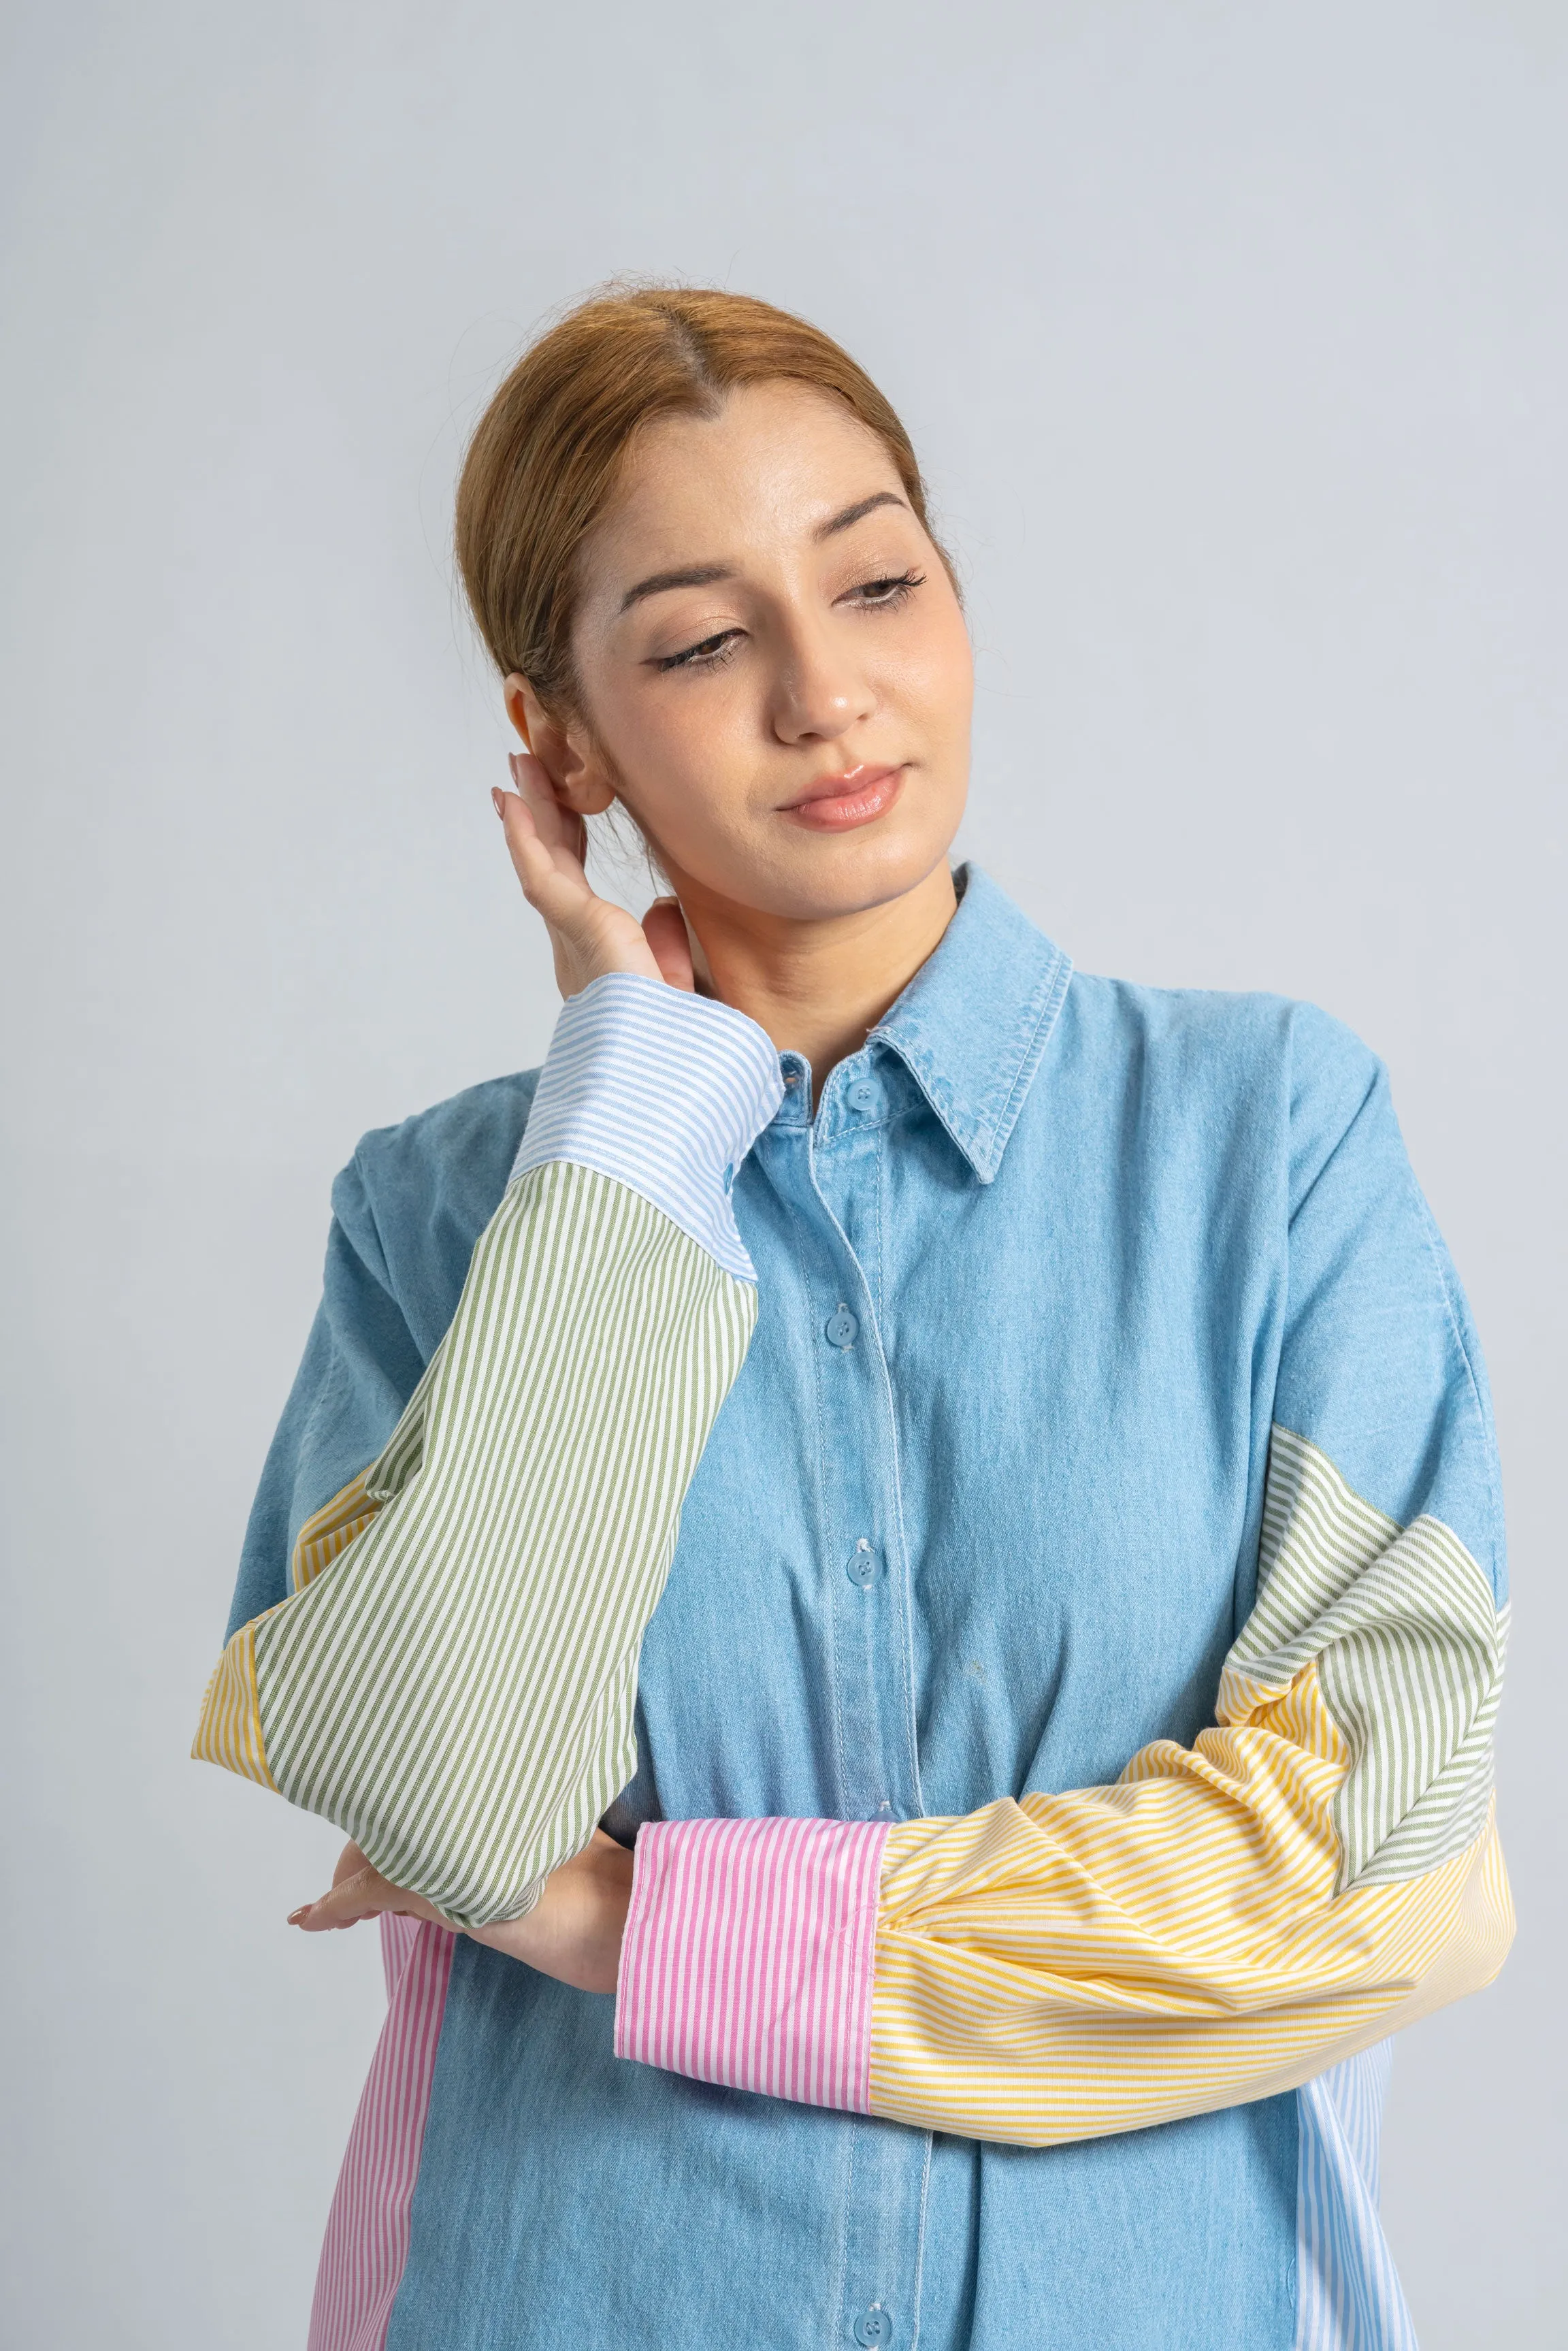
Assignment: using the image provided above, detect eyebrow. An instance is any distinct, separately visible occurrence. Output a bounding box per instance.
[619,562,734,615]
[617,492,911,615]
[813,489,908,540]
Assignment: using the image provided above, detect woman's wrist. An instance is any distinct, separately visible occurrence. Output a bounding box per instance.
[470,1830,632,1994]
[293,1830,632,1998]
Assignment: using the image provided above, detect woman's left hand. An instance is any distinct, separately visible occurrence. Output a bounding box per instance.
[289,1828,634,1996]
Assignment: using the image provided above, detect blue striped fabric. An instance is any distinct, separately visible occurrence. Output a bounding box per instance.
[510,973,784,1282]
[1296,2043,1419,2350]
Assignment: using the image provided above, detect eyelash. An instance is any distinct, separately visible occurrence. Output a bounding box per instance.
[653,569,927,672]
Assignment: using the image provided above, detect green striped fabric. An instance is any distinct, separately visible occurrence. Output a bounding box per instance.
[254,1159,757,1929]
[1226,1423,1505,1892]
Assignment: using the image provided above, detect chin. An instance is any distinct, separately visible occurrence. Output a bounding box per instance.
[753,820,959,924]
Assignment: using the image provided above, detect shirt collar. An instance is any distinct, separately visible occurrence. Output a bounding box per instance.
[868,864,1072,1184]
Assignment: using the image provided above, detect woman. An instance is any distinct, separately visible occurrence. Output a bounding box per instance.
[198,287,1512,2351]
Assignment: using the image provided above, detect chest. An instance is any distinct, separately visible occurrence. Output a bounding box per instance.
[617,1076,1286,1832]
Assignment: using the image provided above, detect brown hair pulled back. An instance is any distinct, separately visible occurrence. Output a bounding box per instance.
[455,284,946,715]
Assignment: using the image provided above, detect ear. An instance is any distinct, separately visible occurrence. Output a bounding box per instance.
[503,674,617,816]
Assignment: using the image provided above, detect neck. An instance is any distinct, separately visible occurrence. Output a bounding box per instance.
[671,860,960,1101]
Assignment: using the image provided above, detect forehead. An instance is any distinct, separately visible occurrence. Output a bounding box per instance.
[581,380,909,589]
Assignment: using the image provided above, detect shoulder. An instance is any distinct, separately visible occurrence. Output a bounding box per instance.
[1053,975,1396,1230]
[331,1067,542,1355]
[1066,969,1367,1060]
[346,1065,542,1205]
[1063,971,1380,1112]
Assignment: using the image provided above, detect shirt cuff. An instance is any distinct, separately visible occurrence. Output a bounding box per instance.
[614,1815,890,2113]
[510,974,783,1282]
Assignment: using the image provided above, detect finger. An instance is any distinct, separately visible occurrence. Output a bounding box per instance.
[493,780,585,907]
[642,898,696,991]
[289,1862,422,1932]
[506,751,574,853]
[288,1864,389,1930]
[510,752,595,875]
[493,786,593,928]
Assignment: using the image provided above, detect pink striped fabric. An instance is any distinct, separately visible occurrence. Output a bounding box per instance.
[306,1915,455,2351]
[615,1815,889,2111]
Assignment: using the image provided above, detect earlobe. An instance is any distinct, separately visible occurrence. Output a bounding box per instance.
[559,775,619,817]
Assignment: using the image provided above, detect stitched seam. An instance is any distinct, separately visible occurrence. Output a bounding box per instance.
[776,1152,852,1828]
[981,943,1074,1154]
[1409,1183,1506,1598]
[878,943,1071,1176]
[803,1133,927,1826]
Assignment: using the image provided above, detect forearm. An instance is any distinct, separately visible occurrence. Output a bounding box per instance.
[615,1423,1512,2145]
[195,974,781,1929]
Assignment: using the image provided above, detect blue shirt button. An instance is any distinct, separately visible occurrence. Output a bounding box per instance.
[847,1079,879,1115]
[847,1538,877,1586]
[825,1306,858,1349]
[853,2309,891,2348]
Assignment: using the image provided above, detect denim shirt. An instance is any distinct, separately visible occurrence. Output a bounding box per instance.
[231,866,1506,2351]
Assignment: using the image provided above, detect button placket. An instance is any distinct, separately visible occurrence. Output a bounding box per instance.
[797,1102,929,2351]
[837,2115,929,2351]
[807,1248,914,1823]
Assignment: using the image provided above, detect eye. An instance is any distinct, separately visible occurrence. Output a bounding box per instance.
[651,628,744,673]
[842,568,926,610]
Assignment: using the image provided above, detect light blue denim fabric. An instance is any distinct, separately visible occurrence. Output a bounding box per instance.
[233,867,1501,2350]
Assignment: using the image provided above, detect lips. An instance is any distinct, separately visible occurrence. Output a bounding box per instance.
[779,764,905,832]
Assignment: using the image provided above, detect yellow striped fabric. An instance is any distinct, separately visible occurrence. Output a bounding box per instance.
[191,1450,381,1783]
[865,1424,1513,2145]
[291,1471,380,1593]
[871,1806,1509,2145]
[191,1614,278,1789]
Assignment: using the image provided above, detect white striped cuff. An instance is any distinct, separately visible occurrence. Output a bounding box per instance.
[510,974,784,1281]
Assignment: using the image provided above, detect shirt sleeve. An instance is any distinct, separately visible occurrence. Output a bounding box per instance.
[612,1017,1514,2145]
[221,1158,431,1642]
[193,975,783,1931]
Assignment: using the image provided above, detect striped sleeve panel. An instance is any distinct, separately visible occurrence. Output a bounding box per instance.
[306,1915,455,2351]
[615,1424,1514,2145]
[193,974,783,1930]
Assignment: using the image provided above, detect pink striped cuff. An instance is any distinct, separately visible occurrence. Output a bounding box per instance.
[614,1815,889,2111]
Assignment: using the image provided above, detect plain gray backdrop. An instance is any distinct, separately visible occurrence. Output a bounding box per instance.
[1,3,1563,2345]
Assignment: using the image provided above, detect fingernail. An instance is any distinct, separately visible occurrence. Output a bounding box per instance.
[508,752,525,785]
[287,1906,311,1925]
[491,788,505,818]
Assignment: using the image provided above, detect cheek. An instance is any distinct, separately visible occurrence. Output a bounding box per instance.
[596,675,759,850]
[884,609,975,746]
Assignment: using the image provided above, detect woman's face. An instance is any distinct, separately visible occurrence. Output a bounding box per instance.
[536,379,973,924]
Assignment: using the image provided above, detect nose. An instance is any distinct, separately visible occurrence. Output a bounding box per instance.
[768,611,876,746]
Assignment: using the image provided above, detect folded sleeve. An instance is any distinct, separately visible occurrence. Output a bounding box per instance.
[193,975,783,1930]
[614,1011,1514,2145]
